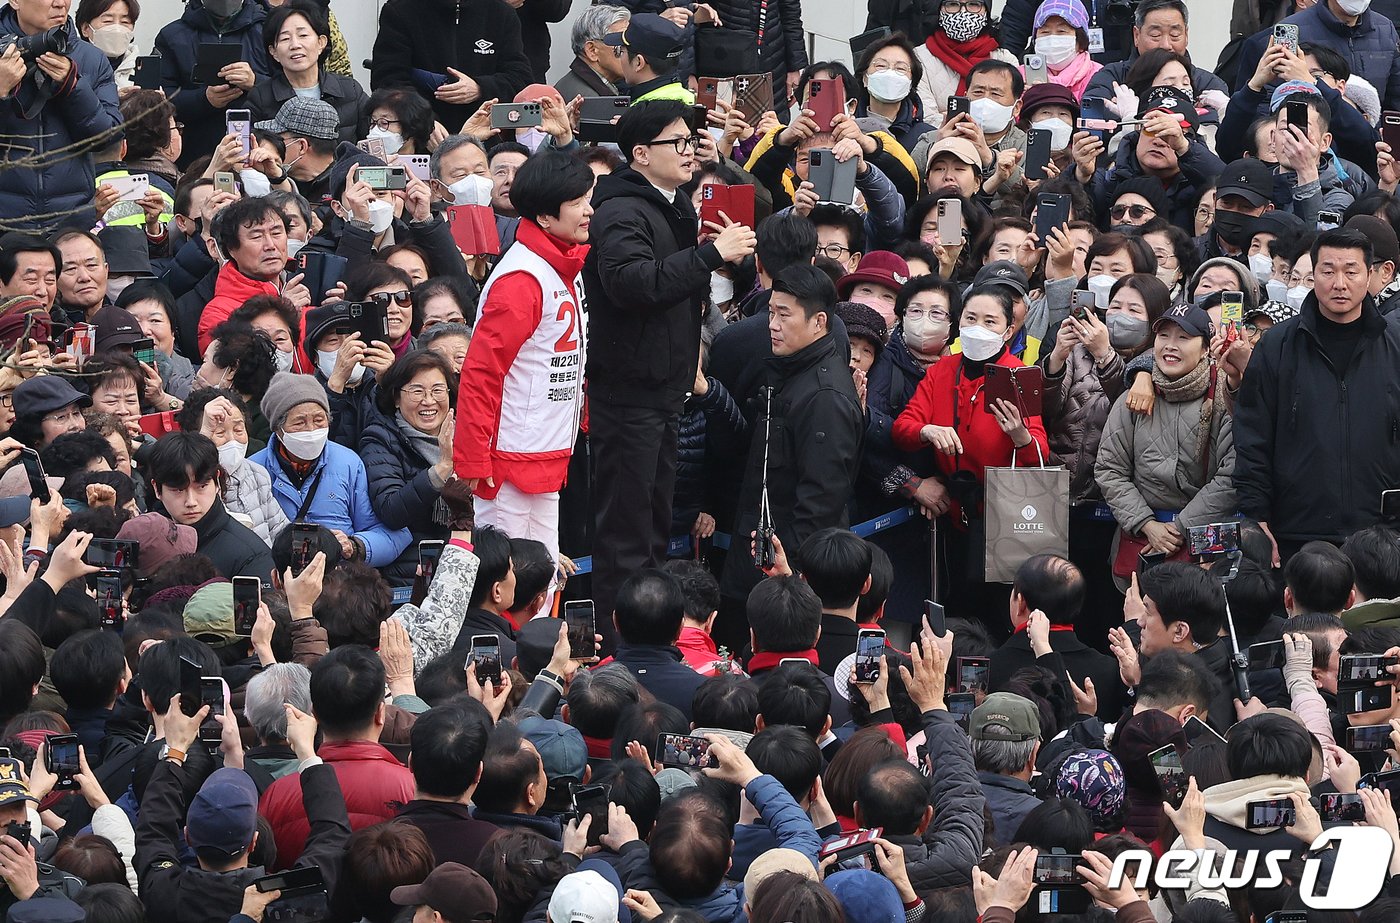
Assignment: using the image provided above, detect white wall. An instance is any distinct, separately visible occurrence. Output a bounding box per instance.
[129,0,1228,100]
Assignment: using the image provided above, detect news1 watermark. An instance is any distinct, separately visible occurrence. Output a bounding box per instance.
[1106,827,1395,910]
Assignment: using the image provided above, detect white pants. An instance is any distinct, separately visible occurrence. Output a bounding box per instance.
[475,482,561,586]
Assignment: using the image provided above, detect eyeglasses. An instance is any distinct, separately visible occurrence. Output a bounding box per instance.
[940,1,987,12]
[816,244,851,259]
[368,290,414,309]
[366,117,401,131]
[1110,203,1155,221]
[1195,205,1215,221]
[904,307,950,322]
[0,393,12,408]
[402,385,450,402]
[869,60,913,76]
[42,406,83,426]
[644,135,699,154]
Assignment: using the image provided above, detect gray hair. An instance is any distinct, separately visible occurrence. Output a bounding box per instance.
[1135,0,1188,27]
[243,662,312,743]
[972,736,1038,774]
[430,135,489,182]
[419,322,473,345]
[571,4,630,56]
[264,189,312,229]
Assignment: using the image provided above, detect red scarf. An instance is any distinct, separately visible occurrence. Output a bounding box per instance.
[582,734,612,760]
[924,32,1002,93]
[747,649,820,672]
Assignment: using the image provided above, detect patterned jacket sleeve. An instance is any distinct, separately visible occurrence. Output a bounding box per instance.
[392,542,479,674]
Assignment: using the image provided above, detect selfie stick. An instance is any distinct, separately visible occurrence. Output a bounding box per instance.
[1218,550,1251,703]
[755,387,776,568]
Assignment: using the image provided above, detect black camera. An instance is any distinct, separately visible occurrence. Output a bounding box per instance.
[1,21,73,63]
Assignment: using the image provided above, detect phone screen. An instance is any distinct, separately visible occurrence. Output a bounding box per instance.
[97,571,123,631]
[1150,744,1185,806]
[1246,799,1296,829]
[199,677,225,745]
[290,523,319,576]
[1320,793,1365,822]
[958,657,990,693]
[947,692,975,731]
[657,732,711,769]
[1182,715,1225,747]
[85,538,139,571]
[1033,854,1083,885]
[853,631,885,684]
[564,601,597,662]
[1347,723,1392,752]
[470,637,502,685]
[1247,640,1285,672]
[46,734,79,790]
[418,540,444,582]
[233,576,260,636]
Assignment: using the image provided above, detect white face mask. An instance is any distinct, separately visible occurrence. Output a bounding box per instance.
[960,323,1005,361]
[1031,117,1072,152]
[280,426,328,461]
[710,271,734,306]
[366,199,395,234]
[317,348,363,384]
[1266,279,1289,303]
[273,348,294,373]
[446,174,494,207]
[903,315,950,354]
[1338,0,1370,13]
[217,438,248,472]
[239,168,271,198]
[107,275,135,302]
[1286,285,1310,309]
[518,127,550,154]
[366,126,404,157]
[1087,274,1117,309]
[1248,252,1274,283]
[286,237,306,259]
[88,24,133,57]
[866,70,912,104]
[1034,34,1079,68]
[969,98,1014,134]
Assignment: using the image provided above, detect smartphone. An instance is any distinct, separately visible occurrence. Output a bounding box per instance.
[96,570,123,632]
[948,692,975,732]
[1070,290,1096,321]
[131,336,157,366]
[564,600,597,663]
[1183,715,1226,747]
[1272,22,1300,54]
[3,821,30,847]
[233,575,260,636]
[85,538,139,571]
[1347,685,1395,714]
[935,198,963,245]
[1186,521,1240,563]
[400,153,431,182]
[1024,53,1048,85]
[1382,111,1400,152]
[853,629,885,684]
[1318,209,1343,230]
[358,166,407,191]
[1033,853,1084,886]
[570,782,611,845]
[817,827,883,871]
[578,96,630,142]
[213,171,238,196]
[45,733,80,791]
[1286,99,1309,132]
[469,635,502,686]
[657,732,712,769]
[200,676,225,745]
[254,865,329,920]
[958,656,990,694]
[1245,798,1297,829]
[290,522,319,576]
[698,183,756,232]
[133,53,161,90]
[1138,549,1167,577]
[1033,193,1071,244]
[1383,488,1400,521]
[924,598,947,636]
[807,77,843,133]
[226,109,251,157]
[255,866,326,893]
[417,540,444,585]
[1024,128,1052,181]
[193,42,241,85]
[19,448,46,500]
[490,101,543,130]
[1220,290,1244,327]
[347,298,390,345]
[1247,640,1285,672]
[946,95,970,120]
[179,656,202,718]
[1346,724,1392,753]
[1340,654,1400,683]
[1149,743,1186,806]
[1319,792,1364,822]
[808,148,858,205]
[65,322,93,370]
[106,173,149,203]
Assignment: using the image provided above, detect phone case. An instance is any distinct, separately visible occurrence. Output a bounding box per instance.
[696,77,722,111]
[936,199,962,244]
[1025,129,1052,180]
[732,73,773,122]
[982,364,1044,419]
[1382,112,1400,151]
[492,102,542,130]
[446,204,501,257]
[109,174,150,202]
[134,55,161,90]
[193,43,243,85]
[808,149,858,205]
[807,78,843,132]
[699,183,756,231]
[1034,194,1071,243]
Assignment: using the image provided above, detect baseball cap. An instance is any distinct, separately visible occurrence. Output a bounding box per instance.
[836,251,911,299]
[969,692,1041,742]
[391,862,498,918]
[924,137,980,171]
[91,303,144,353]
[602,13,684,64]
[743,847,819,899]
[254,97,341,141]
[1154,301,1213,337]
[1033,0,1090,30]
[0,757,37,808]
[518,714,588,781]
[1214,158,1274,209]
[186,767,259,857]
[972,260,1030,298]
[826,869,906,923]
[1138,85,1200,133]
[1247,300,1300,325]
[117,512,196,577]
[183,581,238,648]
[548,870,620,923]
[1269,79,1323,113]
[1346,215,1400,264]
[11,375,91,420]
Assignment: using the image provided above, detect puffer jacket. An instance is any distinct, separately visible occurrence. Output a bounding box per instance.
[360,405,448,586]
[223,456,290,547]
[154,0,272,166]
[685,0,808,92]
[1094,374,1237,536]
[1271,152,1356,226]
[672,376,746,535]
[1041,345,1127,505]
[0,10,122,231]
[888,708,985,891]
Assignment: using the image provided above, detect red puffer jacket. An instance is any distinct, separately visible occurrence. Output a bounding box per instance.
[259,740,415,869]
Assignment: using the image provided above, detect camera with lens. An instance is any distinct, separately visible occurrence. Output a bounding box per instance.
[0,20,73,63]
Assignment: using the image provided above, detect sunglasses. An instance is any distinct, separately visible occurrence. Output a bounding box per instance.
[1111,203,1155,221]
[368,290,413,308]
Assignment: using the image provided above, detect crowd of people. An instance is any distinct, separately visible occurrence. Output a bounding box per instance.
[3,0,1400,918]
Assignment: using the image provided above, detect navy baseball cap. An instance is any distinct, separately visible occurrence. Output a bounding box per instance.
[1154,302,1213,338]
[186,768,259,857]
[11,375,90,420]
[603,13,685,64]
[519,714,588,781]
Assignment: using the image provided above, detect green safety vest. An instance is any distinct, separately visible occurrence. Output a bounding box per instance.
[632,82,696,105]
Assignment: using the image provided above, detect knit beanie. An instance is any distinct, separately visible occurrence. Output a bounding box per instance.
[260,372,329,430]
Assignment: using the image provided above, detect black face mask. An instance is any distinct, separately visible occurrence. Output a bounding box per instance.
[1214,209,1253,249]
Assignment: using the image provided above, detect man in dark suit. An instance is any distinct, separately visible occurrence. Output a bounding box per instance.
[989,554,1127,720]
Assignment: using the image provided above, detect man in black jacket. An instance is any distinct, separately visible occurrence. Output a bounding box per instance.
[370,0,533,128]
[609,569,708,719]
[395,701,500,868]
[720,265,863,606]
[1235,227,1400,560]
[583,99,756,637]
